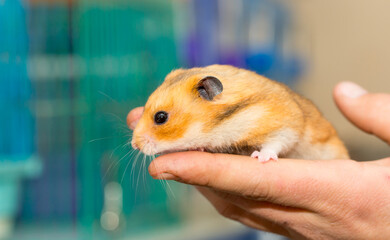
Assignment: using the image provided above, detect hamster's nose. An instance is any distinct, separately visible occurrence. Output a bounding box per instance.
[127,107,144,130]
[131,140,139,150]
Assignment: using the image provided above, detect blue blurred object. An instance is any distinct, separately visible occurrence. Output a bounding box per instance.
[0,0,41,238]
[0,0,33,158]
[181,0,304,85]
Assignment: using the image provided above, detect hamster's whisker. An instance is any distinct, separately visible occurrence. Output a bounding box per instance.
[144,155,154,191]
[121,149,137,184]
[126,146,175,199]
[141,154,148,191]
[130,147,144,187]
[102,111,132,136]
[100,139,134,181]
[152,155,166,191]
[98,93,133,136]
[116,125,133,135]
[109,140,131,160]
[131,145,146,191]
[109,144,124,159]
[136,150,149,185]
[98,90,120,104]
[88,134,129,143]
[130,150,140,185]
[103,148,136,182]
[135,153,147,192]
[92,133,133,171]
[152,154,176,199]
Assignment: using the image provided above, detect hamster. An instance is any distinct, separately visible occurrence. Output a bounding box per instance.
[131,65,349,162]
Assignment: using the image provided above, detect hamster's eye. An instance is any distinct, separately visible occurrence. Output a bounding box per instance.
[154,111,168,125]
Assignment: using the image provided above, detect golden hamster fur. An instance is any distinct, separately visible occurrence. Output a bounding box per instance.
[132,65,349,162]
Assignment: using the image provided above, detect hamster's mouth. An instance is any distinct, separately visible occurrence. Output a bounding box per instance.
[157,147,207,155]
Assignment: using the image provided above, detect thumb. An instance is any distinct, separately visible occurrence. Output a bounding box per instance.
[333,82,390,144]
[126,107,144,130]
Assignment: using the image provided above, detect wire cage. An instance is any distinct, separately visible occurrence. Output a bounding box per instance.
[19,0,182,238]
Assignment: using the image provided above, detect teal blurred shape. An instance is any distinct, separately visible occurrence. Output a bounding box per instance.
[74,2,183,237]
[0,156,41,239]
[0,156,42,178]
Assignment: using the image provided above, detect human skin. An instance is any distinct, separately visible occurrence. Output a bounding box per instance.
[127,82,390,240]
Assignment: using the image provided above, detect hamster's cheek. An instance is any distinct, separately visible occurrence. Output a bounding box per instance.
[153,114,192,141]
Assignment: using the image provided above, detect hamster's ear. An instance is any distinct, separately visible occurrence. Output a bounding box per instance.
[197,76,223,101]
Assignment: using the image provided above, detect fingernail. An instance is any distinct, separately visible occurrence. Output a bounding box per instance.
[155,173,179,181]
[338,82,367,98]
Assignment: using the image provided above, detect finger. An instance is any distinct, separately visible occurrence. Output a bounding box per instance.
[208,188,324,237]
[149,152,359,209]
[126,107,144,130]
[333,82,390,144]
[369,157,390,167]
[209,188,313,222]
[196,187,291,237]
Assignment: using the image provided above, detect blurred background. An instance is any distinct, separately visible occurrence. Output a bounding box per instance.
[1,0,389,240]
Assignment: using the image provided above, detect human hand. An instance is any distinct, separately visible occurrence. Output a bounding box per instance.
[127,82,390,239]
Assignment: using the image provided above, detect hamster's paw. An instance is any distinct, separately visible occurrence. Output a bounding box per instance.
[251,149,278,163]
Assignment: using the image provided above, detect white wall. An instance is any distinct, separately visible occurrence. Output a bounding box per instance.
[289,0,390,160]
